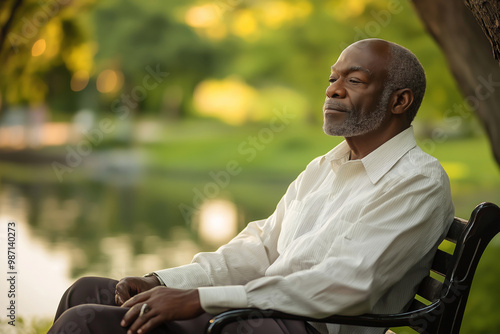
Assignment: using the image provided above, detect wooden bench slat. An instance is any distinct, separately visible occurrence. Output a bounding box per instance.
[445,218,467,243]
[409,324,428,333]
[408,298,428,311]
[206,203,500,334]
[431,249,452,276]
[416,276,443,302]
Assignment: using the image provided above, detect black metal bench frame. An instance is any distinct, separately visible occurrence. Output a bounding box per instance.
[205,202,500,334]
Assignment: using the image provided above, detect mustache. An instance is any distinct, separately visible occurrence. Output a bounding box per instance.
[323,100,352,113]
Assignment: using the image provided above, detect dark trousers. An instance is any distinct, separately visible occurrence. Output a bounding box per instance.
[49,277,319,334]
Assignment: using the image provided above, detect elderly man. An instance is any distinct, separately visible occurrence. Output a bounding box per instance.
[49,38,454,334]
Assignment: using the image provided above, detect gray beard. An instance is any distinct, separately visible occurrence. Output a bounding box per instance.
[323,90,391,137]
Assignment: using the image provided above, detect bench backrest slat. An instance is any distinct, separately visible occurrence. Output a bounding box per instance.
[445,218,467,243]
[416,276,443,302]
[205,203,500,334]
[430,249,452,277]
[410,219,466,310]
[406,203,500,333]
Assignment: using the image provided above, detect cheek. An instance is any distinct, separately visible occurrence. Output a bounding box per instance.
[351,91,380,113]
[348,94,366,113]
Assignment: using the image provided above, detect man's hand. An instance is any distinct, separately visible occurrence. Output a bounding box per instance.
[120,287,203,334]
[115,276,162,306]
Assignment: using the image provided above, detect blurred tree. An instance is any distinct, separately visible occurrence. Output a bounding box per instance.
[0,0,95,115]
[412,0,500,167]
[90,0,218,118]
[183,0,464,125]
[1,0,488,141]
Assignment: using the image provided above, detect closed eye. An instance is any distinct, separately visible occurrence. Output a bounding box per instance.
[349,77,364,84]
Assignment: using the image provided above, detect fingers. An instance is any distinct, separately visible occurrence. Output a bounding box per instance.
[121,301,163,334]
[115,293,125,306]
[122,290,149,308]
[115,280,131,306]
[115,282,127,306]
[121,302,141,327]
[115,276,161,306]
[133,315,165,334]
[121,288,203,334]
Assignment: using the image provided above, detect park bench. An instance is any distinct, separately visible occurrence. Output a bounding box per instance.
[205,202,500,334]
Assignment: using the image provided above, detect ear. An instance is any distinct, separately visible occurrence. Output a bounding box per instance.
[390,88,414,116]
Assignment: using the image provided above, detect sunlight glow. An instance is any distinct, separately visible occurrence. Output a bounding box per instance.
[31,39,46,57]
[0,123,72,149]
[259,1,312,28]
[197,199,238,246]
[42,123,71,146]
[231,10,258,38]
[0,190,73,320]
[64,42,97,73]
[96,69,122,93]
[44,21,62,58]
[193,77,258,125]
[185,5,219,28]
[204,24,228,40]
[70,70,90,92]
[0,126,26,150]
[327,0,372,20]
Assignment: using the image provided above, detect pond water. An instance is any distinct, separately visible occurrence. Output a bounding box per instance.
[0,155,289,322]
[1,151,500,333]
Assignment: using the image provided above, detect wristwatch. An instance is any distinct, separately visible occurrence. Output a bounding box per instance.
[143,272,165,285]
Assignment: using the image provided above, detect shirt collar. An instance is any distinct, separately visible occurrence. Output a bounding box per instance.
[320,126,417,184]
[319,140,351,172]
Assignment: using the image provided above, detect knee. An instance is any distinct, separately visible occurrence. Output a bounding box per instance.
[71,276,114,291]
[51,305,97,334]
[66,276,117,306]
[52,304,126,334]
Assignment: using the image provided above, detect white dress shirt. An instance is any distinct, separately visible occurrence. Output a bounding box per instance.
[155,126,454,334]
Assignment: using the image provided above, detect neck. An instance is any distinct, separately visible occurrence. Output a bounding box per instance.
[345,123,410,160]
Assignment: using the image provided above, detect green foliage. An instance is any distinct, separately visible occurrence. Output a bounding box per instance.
[0,317,52,334]
[2,0,498,331]
[2,0,467,128]
[0,0,94,108]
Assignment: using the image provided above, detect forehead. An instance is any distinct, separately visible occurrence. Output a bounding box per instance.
[331,41,390,77]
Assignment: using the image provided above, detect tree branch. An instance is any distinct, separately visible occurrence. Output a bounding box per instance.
[0,0,24,54]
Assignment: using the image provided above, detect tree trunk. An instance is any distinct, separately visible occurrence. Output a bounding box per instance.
[412,0,500,167]
[464,0,500,66]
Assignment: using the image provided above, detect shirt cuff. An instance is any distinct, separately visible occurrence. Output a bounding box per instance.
[154,263,212,289]
[198,286,248,314]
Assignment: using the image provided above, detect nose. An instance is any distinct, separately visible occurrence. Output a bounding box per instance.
[325,80,346,99]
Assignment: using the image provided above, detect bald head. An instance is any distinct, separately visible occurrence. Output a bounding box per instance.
[344,39,426,122]
[338,39,391,80]
[346,39,391,57]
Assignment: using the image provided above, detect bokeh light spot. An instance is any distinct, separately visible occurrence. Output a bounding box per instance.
[185,5,219,28]
[32,39,46,57]
[96,69,121,93]
[194,77,258,125]
[70,70,90,92]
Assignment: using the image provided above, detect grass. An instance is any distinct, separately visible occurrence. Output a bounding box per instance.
[143,119,500,215]
[0,318,52,334]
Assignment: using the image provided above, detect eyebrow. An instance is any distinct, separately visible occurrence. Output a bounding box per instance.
[330,65,372,76]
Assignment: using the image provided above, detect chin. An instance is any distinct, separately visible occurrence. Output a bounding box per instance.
[322,125,341,137]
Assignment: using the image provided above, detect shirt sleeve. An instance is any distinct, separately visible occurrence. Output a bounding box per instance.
[198,171,454,316]
[154,163,312,289]
[155,215,282,289]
